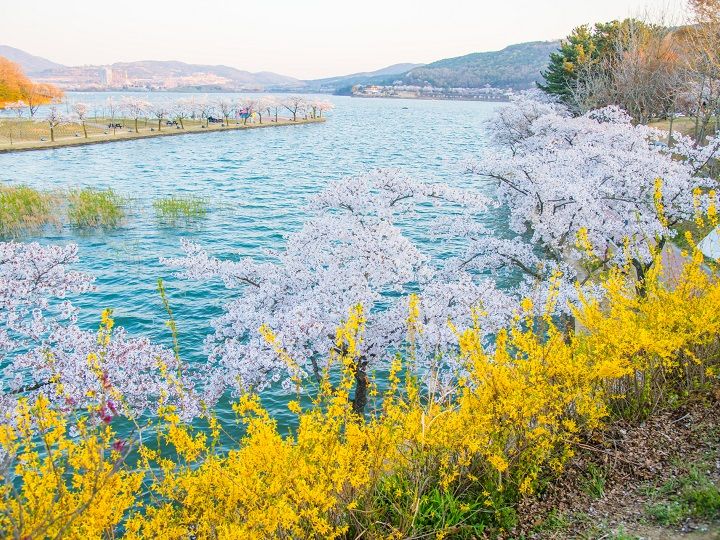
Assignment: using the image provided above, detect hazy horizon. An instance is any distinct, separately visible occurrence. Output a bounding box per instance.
[1,0,685,79]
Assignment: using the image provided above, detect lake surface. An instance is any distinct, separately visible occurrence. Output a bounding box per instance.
[0,93,503,423]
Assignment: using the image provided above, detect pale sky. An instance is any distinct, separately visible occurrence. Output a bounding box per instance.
[0,0,685,79]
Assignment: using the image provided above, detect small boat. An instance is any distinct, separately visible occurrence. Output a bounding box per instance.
[401,106,409,110]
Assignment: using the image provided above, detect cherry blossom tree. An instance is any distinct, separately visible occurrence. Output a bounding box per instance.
[71,102,89,138]
[214,97,234,127]
[180,95,200,121]
[196,97,216,128]
[150,102,170,131]
[316,100,334,118]
[163,170,509,413]
[120,96,150,133]
[265,97,281,122]
[41,105,67,142]
[254,96,275,124]
[282,96,306,122]
[5,100,25,118]
[105,97,122,135]
[235,97,255,125]
[468,94,720,296]
[308,99,334,119]
[172,99,192,129]
[0,242,206,423]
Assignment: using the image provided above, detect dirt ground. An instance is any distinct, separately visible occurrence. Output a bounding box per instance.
[514,394,720,539]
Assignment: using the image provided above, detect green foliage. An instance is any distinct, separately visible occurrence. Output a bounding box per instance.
[67,188,125,228]
[0,184,54,237]
[539,19,652,107]
[403,41,560,90]
[364,475,496,538]
[647,500,687,526]
[646,466,720,525]
[153,195,208,224]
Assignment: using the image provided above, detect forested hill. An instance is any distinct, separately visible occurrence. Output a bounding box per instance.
[401,41,560,89]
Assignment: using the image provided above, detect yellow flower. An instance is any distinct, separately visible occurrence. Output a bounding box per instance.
[488,454,509,473]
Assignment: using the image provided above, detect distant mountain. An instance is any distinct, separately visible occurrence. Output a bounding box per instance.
[0,45,65,74]
[0,46,302,91]
[300,41,560,94]
[106,60,300,87]
[359,63,425,77]
[0,41,560,94]
[303,63,425,93]
[402,41,560,90]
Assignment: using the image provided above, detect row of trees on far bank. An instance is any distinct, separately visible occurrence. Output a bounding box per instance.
[540,0,720,143]
[108,95,333,131]
[3,95,334,142]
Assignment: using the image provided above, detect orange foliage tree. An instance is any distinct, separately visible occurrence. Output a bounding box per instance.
[0,56,62,114]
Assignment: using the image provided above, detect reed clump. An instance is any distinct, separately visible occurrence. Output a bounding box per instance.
[153,195,208,224]
[67,188,125,228]
[0,185,56,237]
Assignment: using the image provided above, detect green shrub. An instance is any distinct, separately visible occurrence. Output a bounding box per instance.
[647,500,687,526]
[153,195,208,224]
[646,466,720,525]
[0,185,55,237]
[67,188,125,228]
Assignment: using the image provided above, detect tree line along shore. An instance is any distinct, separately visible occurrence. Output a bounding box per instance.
[0,95,333,153]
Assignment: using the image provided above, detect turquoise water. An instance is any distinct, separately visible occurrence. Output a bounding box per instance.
[0,93,503,422]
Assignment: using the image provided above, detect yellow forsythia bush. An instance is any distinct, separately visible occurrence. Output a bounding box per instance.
[1,255,719,539]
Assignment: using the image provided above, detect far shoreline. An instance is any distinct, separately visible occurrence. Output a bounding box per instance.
[348,94,510,103]
[52,89,512,103]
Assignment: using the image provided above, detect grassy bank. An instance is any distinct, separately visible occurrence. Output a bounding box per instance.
[649,117,719,139]
[0,116,325,153]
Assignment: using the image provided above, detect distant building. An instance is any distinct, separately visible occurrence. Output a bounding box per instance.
[99,67,113,85]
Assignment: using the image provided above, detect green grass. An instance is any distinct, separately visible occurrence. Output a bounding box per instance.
[608,527,641,540]
[153,195,208,224]
[580,462,606,500]
[645,465,720,526]
[67,188,125,229]
[648,116,719,139]
[0,185,56,237]
[531,509,570,534]
[0,116,323,152]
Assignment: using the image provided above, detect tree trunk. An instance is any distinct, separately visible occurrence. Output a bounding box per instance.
[82,122,87,139]
[351,360,368,415]
[158,119,162,131]
[50,126,54,142]
[134,118,139,133]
